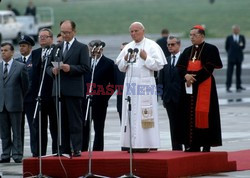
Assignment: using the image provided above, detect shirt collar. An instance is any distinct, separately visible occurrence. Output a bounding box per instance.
[64,38,75,49]
[22,53,31,60]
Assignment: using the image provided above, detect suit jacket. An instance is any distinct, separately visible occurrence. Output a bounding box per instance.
[0,60,29,112]
[32,47,54,101]
[225,34,245,63]
[47,39,90,97]
[84,55,115,107]
[159,55,183,104]
[15,54,34,103]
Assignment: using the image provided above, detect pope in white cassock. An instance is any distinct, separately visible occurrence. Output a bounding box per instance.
[116,22,167,151]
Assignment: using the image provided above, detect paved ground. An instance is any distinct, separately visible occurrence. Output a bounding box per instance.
[1,36,250,177]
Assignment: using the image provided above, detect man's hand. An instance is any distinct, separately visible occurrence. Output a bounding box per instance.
[140,49,147,60]
[61,64,70,72]
[185,74,196,87]
[52,67,59,75]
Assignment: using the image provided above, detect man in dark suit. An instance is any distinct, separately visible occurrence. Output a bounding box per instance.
[159,36,184,150]
[31,28,58,156]
[82,40,115,151]
[47,20,90,156]
[156,29,171,97]
[156,28,171,58]
[0,42,29,163]
[225,25,246,92]
[16,35,36,156]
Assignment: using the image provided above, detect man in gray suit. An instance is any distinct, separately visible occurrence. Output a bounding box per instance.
[0,42,29,163]
[47,20,90,157]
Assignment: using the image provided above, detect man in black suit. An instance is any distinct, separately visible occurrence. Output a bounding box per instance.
[16,35,36,155]
[225,25,246,92]
[156,29,171,96]
[159,36,184,150]
[31,28,58,156]
[0,43,29,163]
[156,28,171,58]
[47,20,90,156]
[82,40,115,151]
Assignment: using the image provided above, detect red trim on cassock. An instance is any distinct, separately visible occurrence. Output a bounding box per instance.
[187,60,211,129]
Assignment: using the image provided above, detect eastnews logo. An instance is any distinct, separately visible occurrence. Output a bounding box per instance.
[86,83,163,95]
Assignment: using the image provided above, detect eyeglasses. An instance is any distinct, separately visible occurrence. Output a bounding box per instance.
[167,43,177,47]
[39,35,52,39]
[61,31,73,35]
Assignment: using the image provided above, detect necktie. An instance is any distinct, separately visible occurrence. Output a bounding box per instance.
[23,57,26,63]
[3,63,8,82]
[63,42,69,58]
[171,55,176,68]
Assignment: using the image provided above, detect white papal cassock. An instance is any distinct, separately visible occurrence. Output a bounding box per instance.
[116,37,167,149]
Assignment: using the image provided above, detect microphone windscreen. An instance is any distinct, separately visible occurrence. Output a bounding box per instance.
[128,48,133,53]
[133,48,139,53]
[100,42,106,47]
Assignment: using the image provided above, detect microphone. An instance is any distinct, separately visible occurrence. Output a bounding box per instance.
[97,42,106,52]
[55,46,61,57]
[127,48,133,63]
[46,45,55,56]
[91,42,100,53]
[132,48,139,63]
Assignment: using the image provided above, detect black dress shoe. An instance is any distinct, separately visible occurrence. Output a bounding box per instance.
[14,159,22,163]
[237,87,246,92]
[202,146,211,152]
[73,150,81,157]
[0,158,10,163]
[184,147,201,152]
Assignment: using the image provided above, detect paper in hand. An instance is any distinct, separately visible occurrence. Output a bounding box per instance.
[52,61,63,68]
[185,82,193,94]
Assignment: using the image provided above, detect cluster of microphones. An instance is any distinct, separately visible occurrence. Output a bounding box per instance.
[91,41,106,53]
[127,48,139,63]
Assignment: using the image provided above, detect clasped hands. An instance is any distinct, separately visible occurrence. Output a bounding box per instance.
[185,73,196,87]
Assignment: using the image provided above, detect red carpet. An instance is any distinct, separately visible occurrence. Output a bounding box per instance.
[228,149,250,171]
[23,151,236,178]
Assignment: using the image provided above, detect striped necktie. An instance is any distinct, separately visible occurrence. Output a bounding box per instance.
[63,42,69,58]
[3,63,8,82]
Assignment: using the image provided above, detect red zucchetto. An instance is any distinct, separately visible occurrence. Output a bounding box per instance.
[193,25,205,31]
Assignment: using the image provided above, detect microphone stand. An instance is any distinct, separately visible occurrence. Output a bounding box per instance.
[119,53,140,178]
[80,53,108,178]
[31,51,52,178]
[54,49,70,159]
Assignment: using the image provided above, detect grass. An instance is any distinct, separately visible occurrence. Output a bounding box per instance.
[1,0,250,37]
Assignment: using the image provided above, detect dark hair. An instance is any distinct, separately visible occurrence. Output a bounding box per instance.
[1,42,14,51]
[122,42,128,46]
[161,28,169,35]
[60,20,76,30]
[191,27,205,36]
[57,33,62,38]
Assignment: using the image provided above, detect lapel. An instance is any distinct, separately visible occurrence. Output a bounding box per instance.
[4,60,17,84]
[63,40,76,62]
[0,62,3,83]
